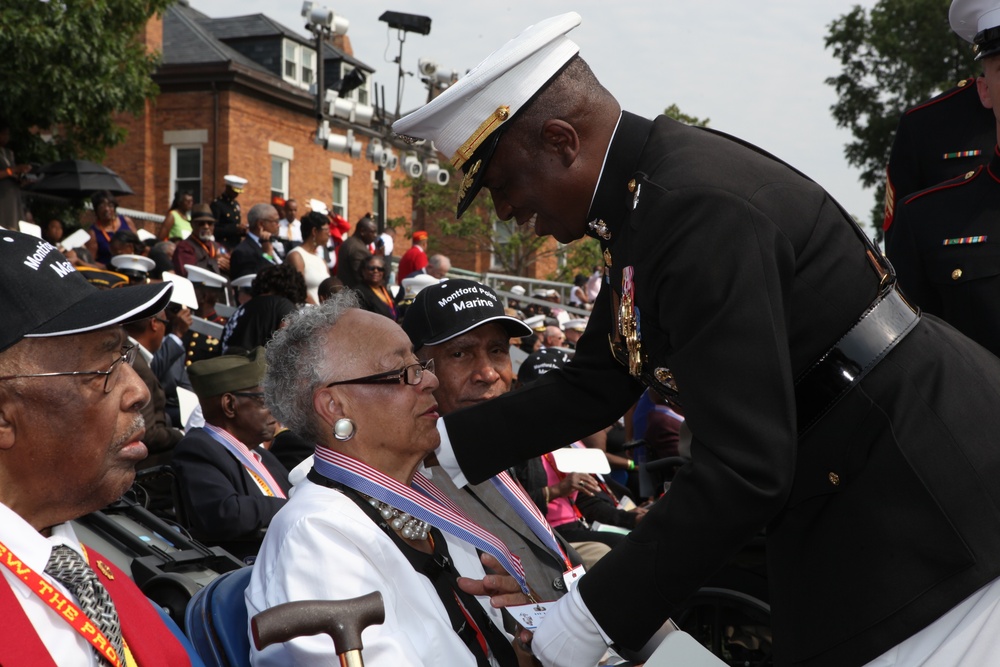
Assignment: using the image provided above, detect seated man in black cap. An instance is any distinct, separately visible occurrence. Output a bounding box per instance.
[171,347,290,562]
[402,278,584,600]
[0,230,202,665]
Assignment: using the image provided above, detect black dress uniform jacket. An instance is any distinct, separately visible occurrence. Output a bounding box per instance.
[443,113,1000,666]
[888,147,1000,357]
[211,195,243,250]
[884,77,994,239]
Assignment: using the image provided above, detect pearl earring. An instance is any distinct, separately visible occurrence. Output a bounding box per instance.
[333,418,356,441]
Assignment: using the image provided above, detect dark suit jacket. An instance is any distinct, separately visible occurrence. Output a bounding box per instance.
[444,113,1000,666]
[151,334,191,427]
[131,349,182,468]
[354,283,397,321]
[425,466,576,600]
[229,235,277,280]
[171,427,291,560]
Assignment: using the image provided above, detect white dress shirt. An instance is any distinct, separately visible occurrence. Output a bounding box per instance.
[0,502,98,666]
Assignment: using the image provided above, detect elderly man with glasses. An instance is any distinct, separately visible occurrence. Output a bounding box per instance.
[171,347,290,563]
[0,230,203,665]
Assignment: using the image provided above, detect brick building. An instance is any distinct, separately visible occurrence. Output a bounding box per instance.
[104,1,559,279]
[105,1,411,247]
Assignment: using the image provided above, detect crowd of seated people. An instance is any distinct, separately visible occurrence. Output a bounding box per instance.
[3,220,667,666]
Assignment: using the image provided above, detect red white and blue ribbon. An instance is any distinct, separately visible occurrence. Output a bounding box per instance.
[312,447,529,594]
[203,424,287,499]
[488,472,573,571]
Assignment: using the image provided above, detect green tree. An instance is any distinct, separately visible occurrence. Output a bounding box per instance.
[664,103,710,127]
[0,0,170,163]
[825,0,977,237]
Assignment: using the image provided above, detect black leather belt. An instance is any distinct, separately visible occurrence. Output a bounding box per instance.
[795,286,919,435]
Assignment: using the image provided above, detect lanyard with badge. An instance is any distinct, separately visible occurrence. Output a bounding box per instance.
[312,447,533,596]
[0,540,134,667]
[203,424,286,498]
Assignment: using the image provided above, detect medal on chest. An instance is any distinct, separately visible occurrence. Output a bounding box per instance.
[608,265,645,380]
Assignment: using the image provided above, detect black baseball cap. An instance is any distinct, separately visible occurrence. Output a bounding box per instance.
[0,230,172,353]
[402,278,533,349]
[518,347,569,384]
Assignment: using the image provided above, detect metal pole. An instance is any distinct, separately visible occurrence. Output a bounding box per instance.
[376,166,386,236]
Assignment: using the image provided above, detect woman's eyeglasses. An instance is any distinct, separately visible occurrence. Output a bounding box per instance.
[0,344,137,393]
[326,359,434,387]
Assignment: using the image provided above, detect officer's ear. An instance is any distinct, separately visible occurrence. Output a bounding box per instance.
[977,74,994,109]
[540,119,580,167]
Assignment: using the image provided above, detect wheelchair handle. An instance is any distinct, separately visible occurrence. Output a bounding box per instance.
[251,591,385,662]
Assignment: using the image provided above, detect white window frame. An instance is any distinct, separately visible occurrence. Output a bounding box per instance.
[170,145,203,204]
[332,173,348,219]
[340,62,370,105]
[302,48,315,87]
[271,156,289,200]
[282,39,316,90]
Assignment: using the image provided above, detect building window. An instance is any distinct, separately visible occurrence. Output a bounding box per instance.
[271,156,289,201]
[171,146,202,203]
[332,174,347,218]
[302,49,315,87]
[341,62,370,105]
[282,39,316,89]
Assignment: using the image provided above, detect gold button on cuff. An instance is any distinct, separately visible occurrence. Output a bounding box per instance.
[952,269,963,280]
[966,171,976,179]
[828,472,840,486]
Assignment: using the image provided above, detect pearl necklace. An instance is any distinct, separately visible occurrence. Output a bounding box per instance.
[367,497,430,541]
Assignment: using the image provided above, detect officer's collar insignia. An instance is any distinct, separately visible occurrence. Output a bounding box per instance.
[458,159,482,203]
[588,219,611,240]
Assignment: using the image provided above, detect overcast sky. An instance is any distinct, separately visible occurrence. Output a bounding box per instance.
[207,0,884,231]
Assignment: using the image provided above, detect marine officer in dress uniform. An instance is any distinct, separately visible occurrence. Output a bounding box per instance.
[211,174,247,251]
[887,0,1000,358]
[883,77,994,241]
[393,12,1000,667]
[183,265,227,366]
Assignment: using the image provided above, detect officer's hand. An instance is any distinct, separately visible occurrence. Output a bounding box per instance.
[456,553,532,608]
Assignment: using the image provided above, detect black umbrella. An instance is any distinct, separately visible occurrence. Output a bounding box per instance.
[26,159,134,199]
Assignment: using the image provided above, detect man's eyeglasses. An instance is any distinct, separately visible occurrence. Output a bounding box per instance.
[0,344,137,394]
[326,359,434,387]
[365,265,385,272]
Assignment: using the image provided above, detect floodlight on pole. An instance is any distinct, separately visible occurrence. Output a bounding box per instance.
[403,152,423,178]
[424,159,449,186]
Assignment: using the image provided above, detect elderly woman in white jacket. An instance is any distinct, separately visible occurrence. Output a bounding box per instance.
[246,291,538,667]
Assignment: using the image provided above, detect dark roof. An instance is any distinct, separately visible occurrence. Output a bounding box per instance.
[202,14,309,44]
[162,3,271,73]
[194,10,375,73]
[323,42,374,73]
